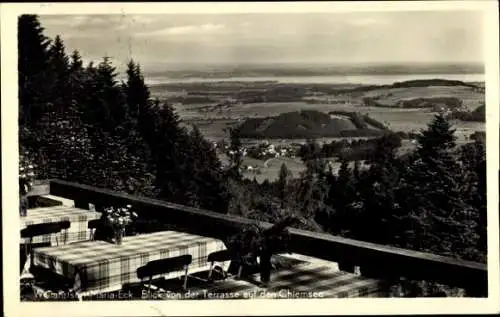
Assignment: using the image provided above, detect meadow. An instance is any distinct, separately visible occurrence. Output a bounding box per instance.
[361,86,484,110]
[179,103,483,141]
[218,153,307,183]
[154,79,485,182]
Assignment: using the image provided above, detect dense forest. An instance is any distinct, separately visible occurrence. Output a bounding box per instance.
[19,15,486,267]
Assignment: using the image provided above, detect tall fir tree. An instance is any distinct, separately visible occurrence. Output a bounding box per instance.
[68,50,85,113]
[46,35,71,115]
[326,159,359,235]
[139,100,195,204]
[70,50,83,72]
[227,127,244,180]
[276,163,293,210]
[75,57,147,194]
[184,126,228,211]
[123,60,152,120]
[400,113,478,259]
[18,14,52,126]
[355,138,403,244]
[298,138,323,174]
[458,139,487,260]
[293,147,330,222]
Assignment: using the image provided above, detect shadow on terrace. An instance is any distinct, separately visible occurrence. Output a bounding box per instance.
[20,179,487,300]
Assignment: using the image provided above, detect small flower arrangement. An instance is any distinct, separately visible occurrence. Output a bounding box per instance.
[103,204,138,245]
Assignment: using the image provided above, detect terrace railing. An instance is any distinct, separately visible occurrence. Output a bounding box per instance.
[46,179,488,297]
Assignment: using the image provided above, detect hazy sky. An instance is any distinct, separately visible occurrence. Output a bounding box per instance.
[38,11,484,72]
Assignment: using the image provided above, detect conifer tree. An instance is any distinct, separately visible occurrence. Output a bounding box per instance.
[65,50,87,119]
[459,139,487,260]
[370,133,402,164]
[400,113,478,258]
[294,152,330,222]
[227,127,244,180]
[327,159,358,234]
[348,133,404,243]
[47,35,71,114]
[73,57,147,193]
[35,35,73,179]
[186,126,228,210]
[276,163,293,209]
[298,138,323,173]
[18,14,52,126]
[97,56,128,128]
[70,50,83,72]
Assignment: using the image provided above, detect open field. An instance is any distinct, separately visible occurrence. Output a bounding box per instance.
[178,104,484,142]
[218,153,307,183]
[155,79,485,182]
[245,157,307,183]
[359,86,484,110]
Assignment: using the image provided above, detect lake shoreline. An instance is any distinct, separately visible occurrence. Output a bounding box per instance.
[145,73,485,86]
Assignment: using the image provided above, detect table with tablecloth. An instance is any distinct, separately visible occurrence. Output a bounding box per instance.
[147,259,389,299]
[247,261,389,298]
[30,231,229,296]
[20,206,102,245]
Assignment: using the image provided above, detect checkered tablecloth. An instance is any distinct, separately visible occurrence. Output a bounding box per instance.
[163,260,388,299]
[246,262,389,298]
[31,231,229,296]
[20,206,101,245]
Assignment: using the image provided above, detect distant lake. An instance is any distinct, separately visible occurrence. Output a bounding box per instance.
[146,73,485,86]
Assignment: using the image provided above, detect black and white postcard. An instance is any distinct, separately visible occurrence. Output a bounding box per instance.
[2,1,499,316]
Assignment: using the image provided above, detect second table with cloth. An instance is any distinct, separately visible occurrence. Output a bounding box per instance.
[30,230,230,297]
[20,205,102,245]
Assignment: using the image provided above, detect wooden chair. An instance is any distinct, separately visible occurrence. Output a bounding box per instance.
[137,254,192,296]
[87,219,101,241]
[20,221,72,295]
[206,249,243,282]
[21,221,71,258]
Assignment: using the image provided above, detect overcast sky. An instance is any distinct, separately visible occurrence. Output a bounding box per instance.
[38,11,484,72]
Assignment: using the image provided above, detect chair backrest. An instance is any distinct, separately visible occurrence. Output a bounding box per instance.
[207,249,231,263]
[88,219,101,229]
[137,254,192,280]
[21,221,71,239]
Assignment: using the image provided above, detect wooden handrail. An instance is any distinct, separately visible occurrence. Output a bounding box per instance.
[48,179,488,296]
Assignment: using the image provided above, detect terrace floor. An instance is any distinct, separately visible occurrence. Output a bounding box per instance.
[184,261,387,299]
[22,253,389,301]
[67,254,388,301]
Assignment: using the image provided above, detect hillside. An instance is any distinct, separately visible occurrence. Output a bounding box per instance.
[357,82,484,111]
[362,96,465,110]
[237,110,388,139]
[451,104,486,122]
[336,78,482,94]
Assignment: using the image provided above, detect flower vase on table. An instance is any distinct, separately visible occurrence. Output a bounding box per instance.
[114,228,125,245]
[104,205,137,245]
